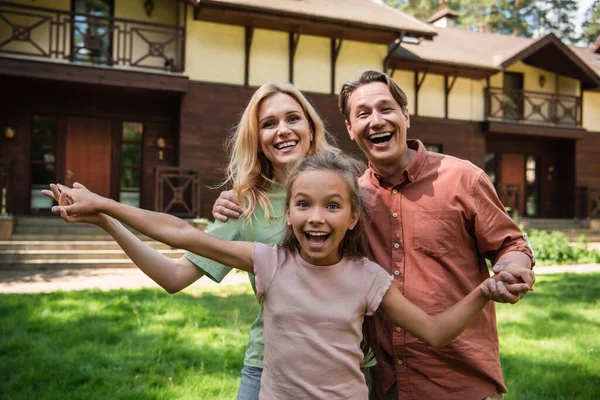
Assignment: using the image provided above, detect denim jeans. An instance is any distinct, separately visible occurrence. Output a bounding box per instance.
[237,366,263,400]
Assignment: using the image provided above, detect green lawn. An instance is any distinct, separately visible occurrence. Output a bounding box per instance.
[1,274,599,400]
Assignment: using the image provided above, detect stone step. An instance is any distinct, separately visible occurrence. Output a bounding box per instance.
[0,249,185,261]
[0,259,139,270]
[0,240,173,251]
[9,234,150,241]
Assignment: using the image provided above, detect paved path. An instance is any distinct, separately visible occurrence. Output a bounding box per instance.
[0,263,599,294]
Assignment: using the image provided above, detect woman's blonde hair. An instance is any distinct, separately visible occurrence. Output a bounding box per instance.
[224,83,335,221]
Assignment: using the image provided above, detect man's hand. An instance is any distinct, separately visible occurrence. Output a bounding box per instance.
[481,261,535,304]
[212,190,243,222]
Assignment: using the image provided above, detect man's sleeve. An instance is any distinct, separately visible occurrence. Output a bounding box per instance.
[183,218,244,283]
[471,171,534,265]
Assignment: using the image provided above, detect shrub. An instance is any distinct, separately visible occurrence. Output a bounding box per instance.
[526,229,600,264]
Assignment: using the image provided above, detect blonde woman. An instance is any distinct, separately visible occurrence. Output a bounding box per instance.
[44,83,335,400]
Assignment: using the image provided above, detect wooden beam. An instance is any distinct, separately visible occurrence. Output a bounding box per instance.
[383,33,404,73]
[444,73,458,119]
[414,71,427,116]
[244,26,254,87]
[289,31,301,83]
[330,37,343,95]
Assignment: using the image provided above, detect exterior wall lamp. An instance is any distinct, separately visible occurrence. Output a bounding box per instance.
[157,137,166,160]
[4,127,15,140]
[144,0,155,17]
[539,74,546,88]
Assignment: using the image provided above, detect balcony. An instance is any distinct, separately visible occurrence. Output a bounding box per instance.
[485,87,582,127]
[0,1,185,73]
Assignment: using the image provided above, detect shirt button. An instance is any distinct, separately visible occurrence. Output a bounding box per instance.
[396,327,402,332]
[397,359,403,365]
[394,270,400,276]
[392,212,398,218]
[394,243,400,249]
[410,175,415,180]
[392,189,398,194]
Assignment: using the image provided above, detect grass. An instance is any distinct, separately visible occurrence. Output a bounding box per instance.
[1,274,599,399]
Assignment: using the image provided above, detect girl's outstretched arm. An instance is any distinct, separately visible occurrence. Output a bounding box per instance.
[379,265,534,348]
[53,183,255,274]
[42,184,206,293]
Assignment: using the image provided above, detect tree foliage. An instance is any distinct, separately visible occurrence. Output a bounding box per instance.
[581,0,600,46]
[384,0,580,43]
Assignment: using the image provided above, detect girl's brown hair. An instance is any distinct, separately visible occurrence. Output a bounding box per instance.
[280,151,378,364]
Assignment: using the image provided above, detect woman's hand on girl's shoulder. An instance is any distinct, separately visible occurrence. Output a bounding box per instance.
[213,190,243,222]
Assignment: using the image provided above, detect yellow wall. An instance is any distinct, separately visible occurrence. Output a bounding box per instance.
[185,20,244,84]
[294,35,331,94]
[10,0,70,10]
[249,29,288,87]
[115,0,177,25]
[489,72,502,88]
[417,73,444,118]
[391,70,415,113]
[582,91,600,131]
[448,77,471,120]
[335,41,387,93]
[506,61,556,93]
[470,79,486,121]
[558,76,580,96]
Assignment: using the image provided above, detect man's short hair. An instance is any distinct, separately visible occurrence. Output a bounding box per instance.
[338,70,409,122]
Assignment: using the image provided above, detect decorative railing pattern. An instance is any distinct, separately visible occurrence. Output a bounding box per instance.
[0,1,184,72]
[485,87,582,127]
[155,167,201,218]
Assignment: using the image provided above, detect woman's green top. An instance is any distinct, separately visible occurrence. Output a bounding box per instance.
[184,188,286,368]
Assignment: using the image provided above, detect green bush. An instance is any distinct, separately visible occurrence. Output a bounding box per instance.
[526,229,600,264]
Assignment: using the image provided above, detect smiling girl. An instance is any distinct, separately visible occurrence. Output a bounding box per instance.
[47,151,534,400]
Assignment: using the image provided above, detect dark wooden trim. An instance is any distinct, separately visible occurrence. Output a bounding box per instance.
[414,70,427,116]
[499,33,600,87]
[444,73,458,119]
[483,121,586,140]
[193,3,434,44]
[244,26,254,87]
[0,56,189,93]
[388,59,497,80]
[383,34,404,73]
[289,31,301,83]
[330,38,343,95]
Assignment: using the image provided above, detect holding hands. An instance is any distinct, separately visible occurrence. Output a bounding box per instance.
[41,183,110,227]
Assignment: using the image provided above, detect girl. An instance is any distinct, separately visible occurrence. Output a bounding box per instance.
[48,151,534,400]
[44,82,337,400]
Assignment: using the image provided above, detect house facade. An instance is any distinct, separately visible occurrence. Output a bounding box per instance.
[1,0,599,220]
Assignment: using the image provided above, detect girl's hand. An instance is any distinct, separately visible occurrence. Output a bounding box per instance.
[46,183,109,225]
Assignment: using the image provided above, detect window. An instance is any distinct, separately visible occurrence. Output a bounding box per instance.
[72,0,114,65]
[120,122,143,207]
[424,144,443,153]
[524,156,538,217]
[30,116,57,210]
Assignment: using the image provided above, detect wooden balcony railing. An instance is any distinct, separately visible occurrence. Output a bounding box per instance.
[485,87,582,127]
[576,186,600,219]
[0,1,185,72]
[155,167,201,218]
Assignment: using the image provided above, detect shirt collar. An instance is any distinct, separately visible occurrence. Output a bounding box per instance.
[366,139,428,188]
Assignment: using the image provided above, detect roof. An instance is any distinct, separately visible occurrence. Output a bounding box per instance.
[389,27,600,87]
[191,0,437,39]
[426,7,459,24]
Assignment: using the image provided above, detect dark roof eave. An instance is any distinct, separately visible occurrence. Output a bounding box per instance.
[195,1,437,40]
[388,57,499,79]
[500,33,600,87]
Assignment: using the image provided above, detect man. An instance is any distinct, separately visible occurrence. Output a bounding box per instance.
[338,70,534,400]
[213,71,534,399]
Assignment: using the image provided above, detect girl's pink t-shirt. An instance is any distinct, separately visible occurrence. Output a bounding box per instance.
[253,243,393,400]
